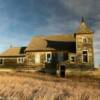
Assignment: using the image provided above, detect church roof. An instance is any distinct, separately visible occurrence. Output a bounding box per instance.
[75,17,93,34]
[0,47,26,57]
[25,34,76,52]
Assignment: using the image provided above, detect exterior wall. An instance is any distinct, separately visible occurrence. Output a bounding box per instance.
[0,57,25,67]
[26,52,46,66]
[25,51,68,66]
[76,33,94,67]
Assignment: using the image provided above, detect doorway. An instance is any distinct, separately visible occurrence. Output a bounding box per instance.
[60,65,65,77]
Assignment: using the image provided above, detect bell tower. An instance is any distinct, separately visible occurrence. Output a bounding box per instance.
[75,17,94,67]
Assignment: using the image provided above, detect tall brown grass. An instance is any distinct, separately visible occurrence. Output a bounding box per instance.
[0,72,99,100]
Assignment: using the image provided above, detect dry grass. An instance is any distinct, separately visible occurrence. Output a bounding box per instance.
[66,68,100,79]
[0,71,99,100]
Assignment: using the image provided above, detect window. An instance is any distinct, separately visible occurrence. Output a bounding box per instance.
[0,59,4,65]
[70,55,75,63]
[82,51,88,62]
[82,37,88,43]
[70,56,75,62]
[46,53,52,63]
[17,57,24,64]
[47,54,50,58]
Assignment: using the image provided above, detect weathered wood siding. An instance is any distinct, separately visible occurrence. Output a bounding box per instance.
[26,52,46,66]
[25,51,68,66]
[76,34,94,67]
[0,57,25,66]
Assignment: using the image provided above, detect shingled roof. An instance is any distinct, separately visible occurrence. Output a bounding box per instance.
[0,47,26,57]
[26,34,76,52]
[75,17,93,34]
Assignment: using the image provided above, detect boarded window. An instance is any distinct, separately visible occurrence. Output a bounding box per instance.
[83,51,88,62]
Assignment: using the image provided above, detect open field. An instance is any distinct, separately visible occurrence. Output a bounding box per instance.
[66,68,100,79]
[0,69,100,100]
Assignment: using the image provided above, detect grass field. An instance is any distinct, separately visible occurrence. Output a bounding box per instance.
[0,69,100,100]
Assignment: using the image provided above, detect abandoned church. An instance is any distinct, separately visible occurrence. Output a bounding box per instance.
[0,18,94,76]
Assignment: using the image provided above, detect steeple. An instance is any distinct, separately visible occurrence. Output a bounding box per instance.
[75,17,93,34]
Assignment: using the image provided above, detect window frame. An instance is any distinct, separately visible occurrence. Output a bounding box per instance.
[82,50,88,63]
[46,52,52,63]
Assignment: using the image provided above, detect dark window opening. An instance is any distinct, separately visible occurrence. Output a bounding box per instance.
[47,54,50,58]
[71,56,75,62]
[0,59,3,64]
[83,51,88,62]
[46,53,51,63]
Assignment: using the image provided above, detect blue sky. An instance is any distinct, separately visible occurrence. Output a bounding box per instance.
[0,0,100,67]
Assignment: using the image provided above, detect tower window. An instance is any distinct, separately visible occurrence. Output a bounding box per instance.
[82,37,88,43]
[82,51,88,63]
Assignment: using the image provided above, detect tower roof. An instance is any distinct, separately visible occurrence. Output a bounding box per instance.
[75,17,93,34]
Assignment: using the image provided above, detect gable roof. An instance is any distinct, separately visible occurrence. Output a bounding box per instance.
[26,34,76,52]
[75,18,93,34]
[0,47,26,57]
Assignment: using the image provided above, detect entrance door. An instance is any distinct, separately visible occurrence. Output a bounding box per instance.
[60,65,65,77]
